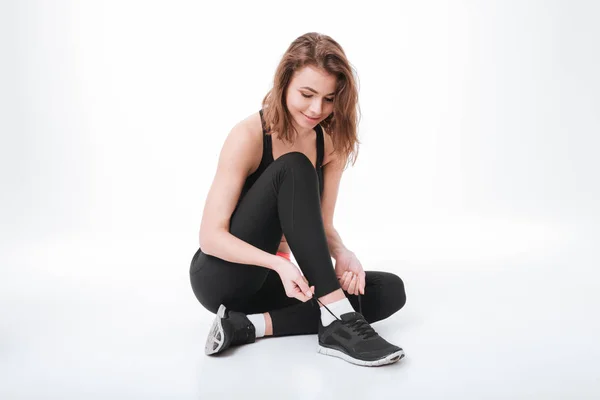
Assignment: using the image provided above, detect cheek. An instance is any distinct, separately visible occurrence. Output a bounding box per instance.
[324,103,335,115]
[288,95,307,112]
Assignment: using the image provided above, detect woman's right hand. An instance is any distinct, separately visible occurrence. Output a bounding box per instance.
[271,256,315,302]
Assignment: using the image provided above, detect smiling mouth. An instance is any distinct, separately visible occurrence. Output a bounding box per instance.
[303,113,320,120]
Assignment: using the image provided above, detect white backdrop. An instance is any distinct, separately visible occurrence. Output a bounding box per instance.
[1,0,599,398]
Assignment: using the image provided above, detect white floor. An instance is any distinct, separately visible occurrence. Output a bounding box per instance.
[1,219,599,399]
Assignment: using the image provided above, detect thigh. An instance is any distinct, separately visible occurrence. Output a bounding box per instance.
[190,248,270,313]
[229,269,300,314]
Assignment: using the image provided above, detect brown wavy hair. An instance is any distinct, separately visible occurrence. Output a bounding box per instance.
[261,32,361,168]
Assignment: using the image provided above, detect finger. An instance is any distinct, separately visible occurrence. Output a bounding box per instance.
[342,273,352,293]
[294,278,312,299]
[294,290,310,302]
[339,271,348,290]
[310,285,315,294]
[352,274,360,296]
[340,271,348,282]
[347,272,356,291]
[359,272,366,295]
[348,274,358,295]
[342,275,351,292]
[290,284,311,302]
[342,272,352,291]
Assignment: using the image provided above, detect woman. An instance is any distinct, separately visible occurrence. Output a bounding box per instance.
[189,32,407,367]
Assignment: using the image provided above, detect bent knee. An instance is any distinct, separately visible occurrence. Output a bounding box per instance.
[277,151,314,170]
[388,273,407,312]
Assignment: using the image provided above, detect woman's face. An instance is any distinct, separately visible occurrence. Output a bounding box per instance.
[285,65,337,131]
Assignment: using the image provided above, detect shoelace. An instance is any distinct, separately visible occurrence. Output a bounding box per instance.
[313,294,376,339]
[313,293,362,317]
[312,293,362,320]
[343,316,378,339]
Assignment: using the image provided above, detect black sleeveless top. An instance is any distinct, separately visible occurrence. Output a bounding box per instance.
[236,109,325,208]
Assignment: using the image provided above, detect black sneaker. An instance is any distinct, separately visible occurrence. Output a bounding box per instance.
[318,311,405,366]
[205,304,256,355]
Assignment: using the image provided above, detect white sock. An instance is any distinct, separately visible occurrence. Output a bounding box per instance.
[320,298,355,327]
[246,313,266,338]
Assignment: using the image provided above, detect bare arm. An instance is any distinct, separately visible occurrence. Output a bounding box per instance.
[199,118,279,270]
[324,226,349,259]
[320,147,350,259]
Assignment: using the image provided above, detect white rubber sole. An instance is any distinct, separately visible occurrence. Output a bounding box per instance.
[204,304,227,355]
[317,345,405,367]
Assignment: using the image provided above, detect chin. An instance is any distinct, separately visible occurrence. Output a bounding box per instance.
[296,111,320,127]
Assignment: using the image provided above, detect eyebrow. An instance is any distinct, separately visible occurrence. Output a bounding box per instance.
[300,86,336,96]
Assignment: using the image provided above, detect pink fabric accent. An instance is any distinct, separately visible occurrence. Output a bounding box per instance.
[276,251,291,261]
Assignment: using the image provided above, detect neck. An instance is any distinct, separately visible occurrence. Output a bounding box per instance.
[291,120,316,139]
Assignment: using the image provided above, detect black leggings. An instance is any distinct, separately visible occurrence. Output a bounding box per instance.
[189,152,406,336]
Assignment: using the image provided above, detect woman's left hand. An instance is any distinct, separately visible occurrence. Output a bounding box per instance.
[334,250,366,295]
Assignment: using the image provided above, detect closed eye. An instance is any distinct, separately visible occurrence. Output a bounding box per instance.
[302,93,334,102]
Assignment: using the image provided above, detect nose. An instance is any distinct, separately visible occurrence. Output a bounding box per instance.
[308,99,322,115]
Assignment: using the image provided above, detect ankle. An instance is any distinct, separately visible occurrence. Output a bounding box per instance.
[318,288,346,306]
[320,297,355,327]
[246,313,266,338]
[263,312,273,336]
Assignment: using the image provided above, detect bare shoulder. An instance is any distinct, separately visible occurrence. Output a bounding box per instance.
[225,111,264,174]
[232,111,263,144]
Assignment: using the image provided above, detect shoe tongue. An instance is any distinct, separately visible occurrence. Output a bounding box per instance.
[340,312,362,322]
